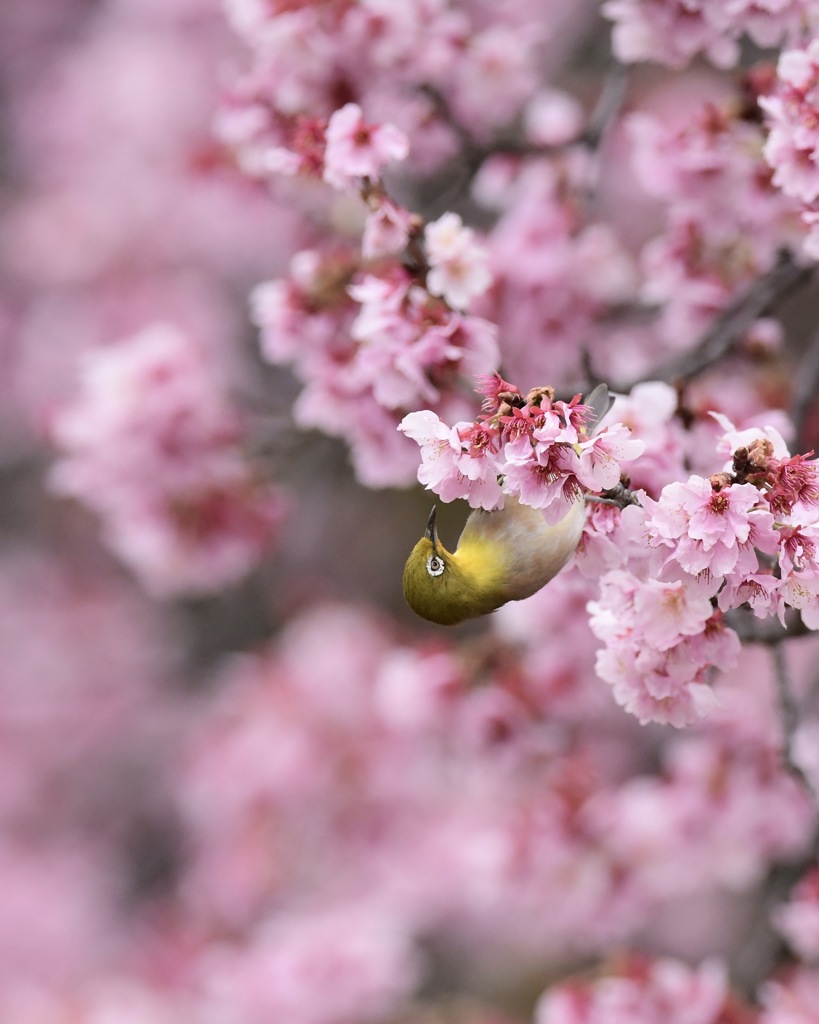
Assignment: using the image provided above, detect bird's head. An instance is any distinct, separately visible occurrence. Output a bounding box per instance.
[402,505,505,626]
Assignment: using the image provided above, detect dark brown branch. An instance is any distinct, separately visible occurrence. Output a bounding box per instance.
[564,253,814,399]
[619,252,812,392]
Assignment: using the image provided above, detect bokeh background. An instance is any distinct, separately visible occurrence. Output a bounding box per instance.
[3,1,819,1021]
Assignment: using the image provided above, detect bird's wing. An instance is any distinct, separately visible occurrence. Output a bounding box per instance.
[583,382,612,431]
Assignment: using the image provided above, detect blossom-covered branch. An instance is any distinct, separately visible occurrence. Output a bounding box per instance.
[7,0,819,1021]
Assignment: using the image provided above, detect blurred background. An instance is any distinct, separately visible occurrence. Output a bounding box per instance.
[2,1,819,1021]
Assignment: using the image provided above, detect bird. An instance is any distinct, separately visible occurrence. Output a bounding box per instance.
[401,384,611,626]
[402,495,586,626]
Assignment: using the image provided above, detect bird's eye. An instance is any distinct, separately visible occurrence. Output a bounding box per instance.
[426,555,445,577]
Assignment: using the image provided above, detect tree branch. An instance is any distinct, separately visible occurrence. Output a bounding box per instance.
[772,642,819,808]
[792,331,819,451]
[418,64,629,219]
[731,644,819,995]
[585,481,641,509]
[564,253,814,399]
[615,252,813,394]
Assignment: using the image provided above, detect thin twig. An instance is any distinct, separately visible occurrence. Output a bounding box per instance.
[585,482,640,509]
[584,62,629,152]
[418,65,629,218]
[731,645,819,994]
[771,642,819,808]
[578,62,629,209]
[584,495,622,508]
[792,333,819,451]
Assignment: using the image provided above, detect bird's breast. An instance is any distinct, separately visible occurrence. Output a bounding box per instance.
[456,496,586,604]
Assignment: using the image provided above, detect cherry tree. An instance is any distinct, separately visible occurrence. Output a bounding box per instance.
[3,0,819,1022]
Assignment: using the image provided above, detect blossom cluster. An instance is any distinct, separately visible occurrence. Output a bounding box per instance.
[5,0,819,1021]
[168,600,813,1021]
[474,161,639,388]
[49,324,285,596]
[629,103,801,350]
[637,416,819,621]
[775,866,819,959]
[252,216,498,486]
[587,410,819,724]
[762,40,819,257]
[250,86,802,492]
[217,0,558,182]
[400,374,644,518]
[604,0,819,69]
[536,957,740,1024]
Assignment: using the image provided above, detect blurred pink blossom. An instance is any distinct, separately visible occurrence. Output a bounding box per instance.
[50,323,284,596]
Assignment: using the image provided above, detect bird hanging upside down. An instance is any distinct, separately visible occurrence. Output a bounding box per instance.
[402,495,586,626]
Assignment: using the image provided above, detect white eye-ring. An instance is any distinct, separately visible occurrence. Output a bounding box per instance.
[426,555,445,577]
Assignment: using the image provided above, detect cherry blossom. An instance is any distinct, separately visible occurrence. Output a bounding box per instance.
[323,103,409,191]
[199,907,422,1024]
[760,968,819,1024]
[774,868,819,960]
[536,957,735,1024]
[398,410,505,509]
[604,0,819,69]
[362,198,415,259]
[6,0,819,1020]
[640,475,776,579]
[402,377,643,521]
[588,568,737,726]
[49,324,284,596]
[424,212,493,310]
[762,39,819,255]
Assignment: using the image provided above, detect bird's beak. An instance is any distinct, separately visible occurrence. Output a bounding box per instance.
[425,505,439,554]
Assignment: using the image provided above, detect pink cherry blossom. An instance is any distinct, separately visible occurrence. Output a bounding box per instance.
[575,423,646,491]
[501,431,583,521]
[600,382,687,493]
[605,0,819,69]
[536,956,732,1024]
[362,198,414,259]
[524,88,584,147]
[398,410,505,509]
[424,212,493,310]
[710,411,792,464]
[589,569,739,726]
[199,907,422,1024]
[641,476,776,579]
[760,967,819,1024]
[717,572,783,621]
[323,103,409,191]
[49,323,284,596]
[774,869,819,961]
[780,569,819,628]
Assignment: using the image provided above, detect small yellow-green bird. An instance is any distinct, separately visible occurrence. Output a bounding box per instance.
[402,496,586,626]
